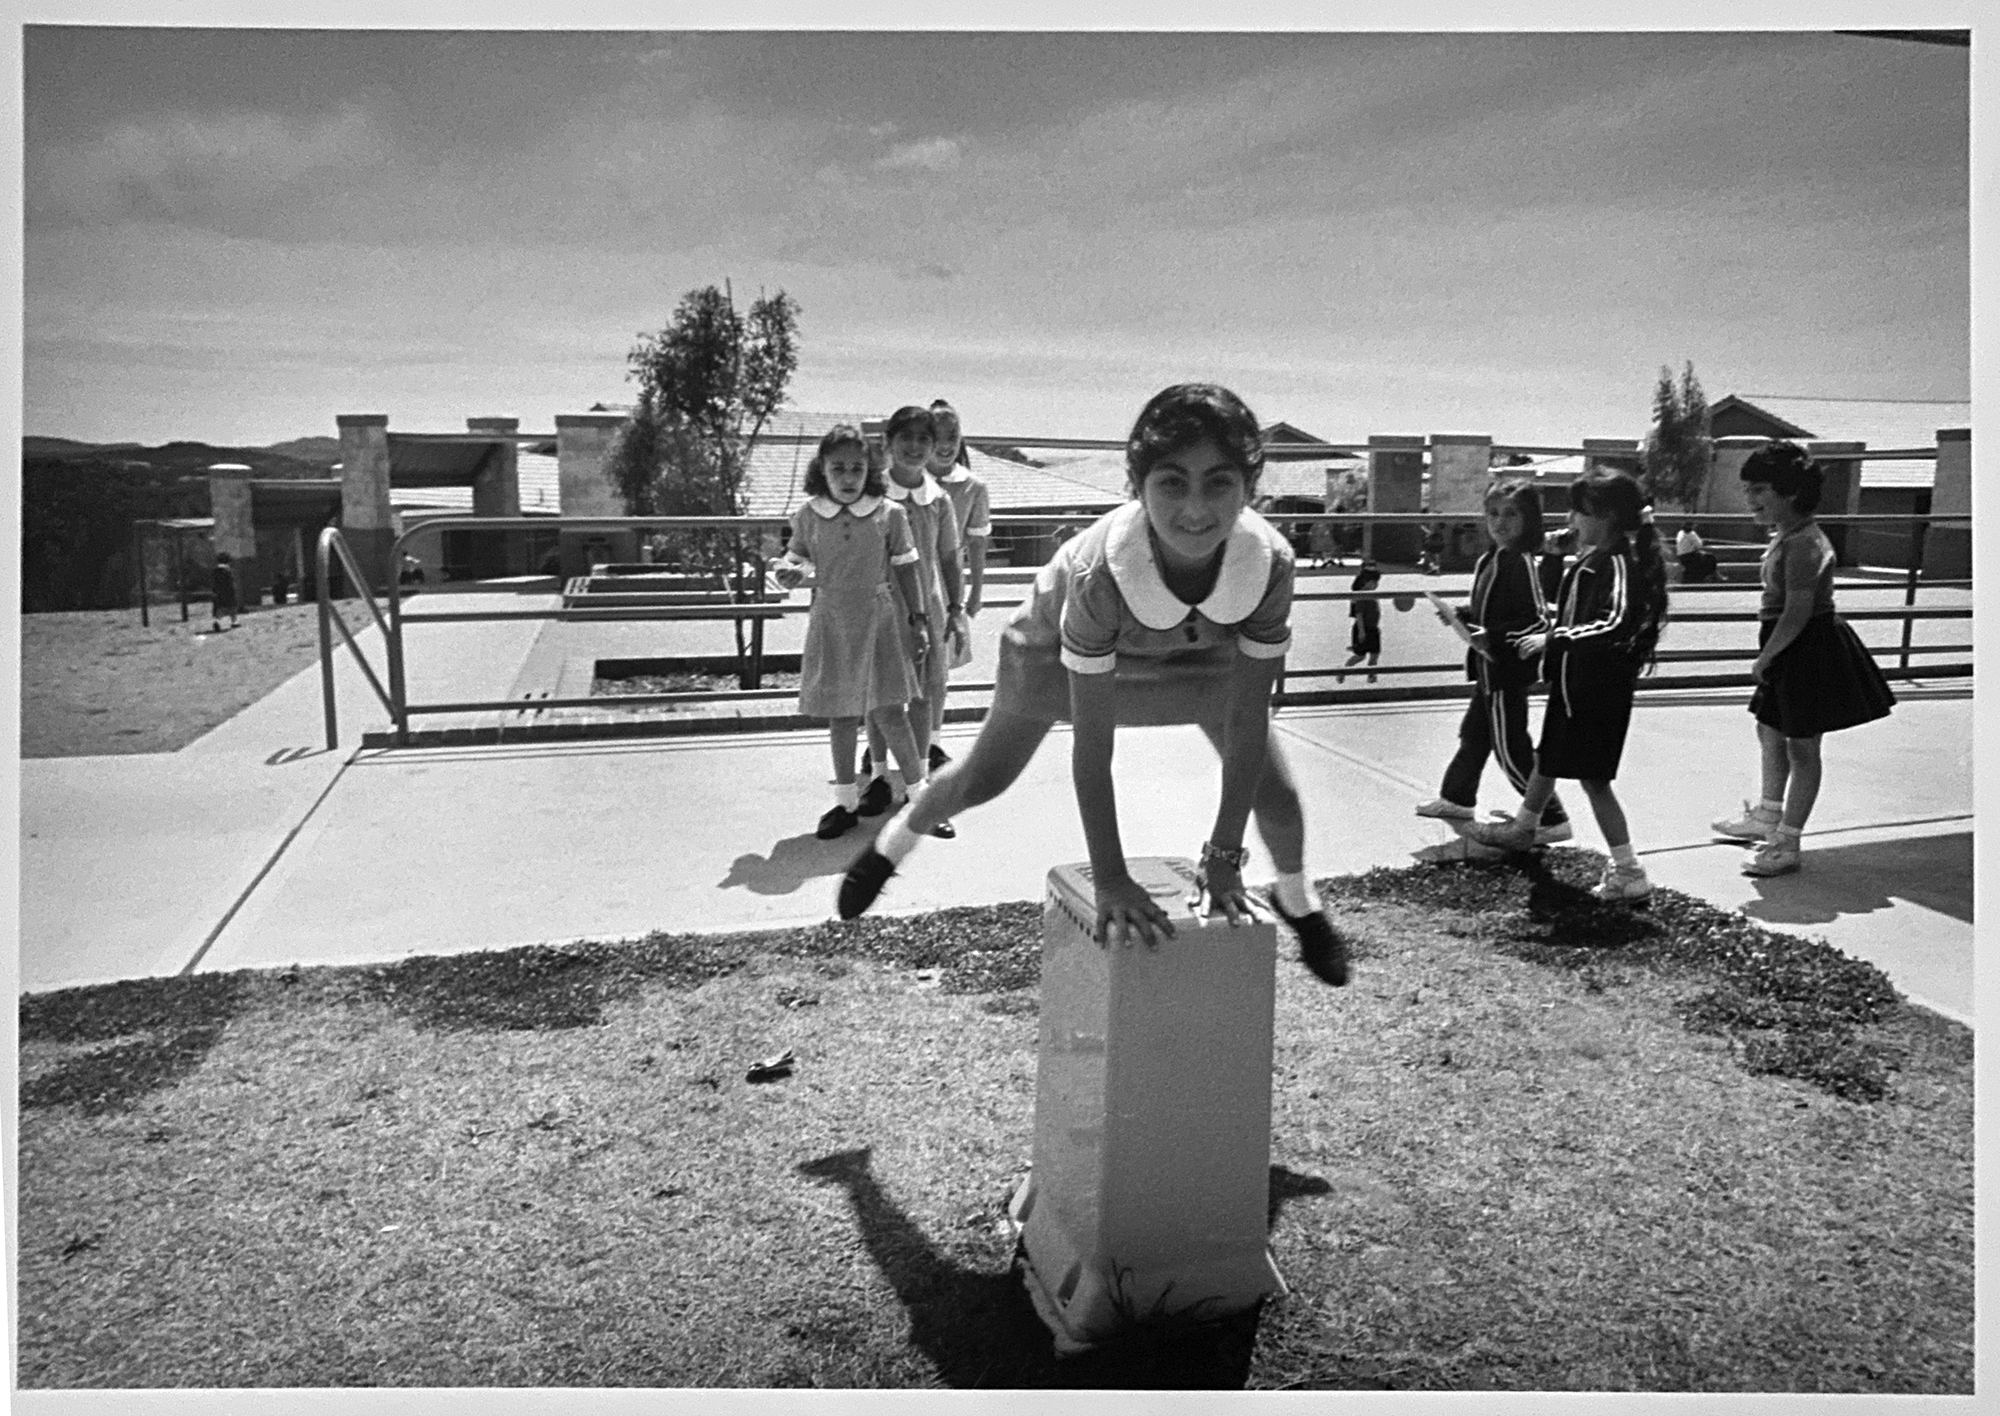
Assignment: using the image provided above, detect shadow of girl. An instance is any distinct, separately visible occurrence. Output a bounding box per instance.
[717,832,861,896]
[796,1146,1328,1389]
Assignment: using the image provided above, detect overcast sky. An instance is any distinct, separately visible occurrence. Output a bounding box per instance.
[17,18,1974,449]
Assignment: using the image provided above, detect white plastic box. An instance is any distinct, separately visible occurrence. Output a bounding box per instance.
[1009,857,1287,1352]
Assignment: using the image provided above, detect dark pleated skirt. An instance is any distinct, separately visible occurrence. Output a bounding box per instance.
[1750,614,1896,738]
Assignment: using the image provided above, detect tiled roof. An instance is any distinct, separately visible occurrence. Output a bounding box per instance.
[385,450,561,514]
[1720,395,1969,490]
[1042,449,1364,505]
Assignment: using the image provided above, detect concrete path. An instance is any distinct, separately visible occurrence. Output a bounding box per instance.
[15,584,1976,1028]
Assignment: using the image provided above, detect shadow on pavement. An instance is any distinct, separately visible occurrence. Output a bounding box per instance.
[797,1146,1327,1389]
[1741,830,1972,928]
[719,832,859,896]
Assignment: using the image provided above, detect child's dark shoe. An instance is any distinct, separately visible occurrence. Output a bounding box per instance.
[816,805,859,840]
[838,847,896,919]
[1278,903,1350,987]
[928,743,951,770]
[855,776,893,817]
[929,819,957,840]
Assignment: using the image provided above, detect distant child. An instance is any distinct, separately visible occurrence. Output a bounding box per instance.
[772,425,934,841]
[857,406,969,837]
[1466,470,1670,903]
[1709,442,1895,875]
[1417,478,1572,846]
[837,382,1349,987]
[210,552,239,632]
[1337,561,1383,683]
[927,397,991,743]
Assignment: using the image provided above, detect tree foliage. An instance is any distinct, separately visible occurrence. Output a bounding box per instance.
[609,283,802,526]
[1642,361,1714,510]
[21,460,210,612]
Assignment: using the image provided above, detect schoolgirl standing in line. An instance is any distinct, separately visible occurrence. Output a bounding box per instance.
[856,406,969,836]
[1709,441,1895,875]
[1417,478,1572,847]
[927,397,992,748]
[772,425,934,840]
[837,382,1348,986]
[1466,470,1669,903]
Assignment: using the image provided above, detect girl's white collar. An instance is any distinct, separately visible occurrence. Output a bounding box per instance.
[932,464,971,484]
[884,473,942,505]
[1104,500,1273,630]
[807,494,883,519]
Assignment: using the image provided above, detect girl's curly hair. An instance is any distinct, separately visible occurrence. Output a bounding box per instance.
[802,424,885,500]
[1740,439,1824,513]
[1124,383,1264,496]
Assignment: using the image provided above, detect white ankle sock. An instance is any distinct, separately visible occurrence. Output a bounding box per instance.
[878,815,923,864]
[1610,842,1639,867]
[1272,871,1315,916]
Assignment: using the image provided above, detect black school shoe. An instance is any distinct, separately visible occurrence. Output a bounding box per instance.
[1276,900,1350,987]
[838,847,896,919]
[930,819,956,840]
[928,743,951,770]
[855,776,893,817]
[816,805,859,840]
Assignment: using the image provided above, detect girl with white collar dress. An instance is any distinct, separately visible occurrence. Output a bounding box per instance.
[857,405,969,836]
[838,383,1348,987]
[773,425,934,840]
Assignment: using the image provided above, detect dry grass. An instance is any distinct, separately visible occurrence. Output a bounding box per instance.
[15,861,1972,1394]
[19,600,384,757]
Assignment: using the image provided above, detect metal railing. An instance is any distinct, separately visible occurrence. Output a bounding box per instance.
[313,510,1972,748]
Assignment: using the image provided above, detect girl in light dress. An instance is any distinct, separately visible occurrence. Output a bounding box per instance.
[1709,441,1895,876]
[925,397,992,744]
[838,382,1348,987]
[1465,470,1669,904]
[856,406,969,837]
[772,425,934,840]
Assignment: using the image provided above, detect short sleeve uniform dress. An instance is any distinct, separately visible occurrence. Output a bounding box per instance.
[1749,520,1895,737]
[784,495,922,719]
[884,474,962,707]
[994,500,1293,726]
[936,465,993,550]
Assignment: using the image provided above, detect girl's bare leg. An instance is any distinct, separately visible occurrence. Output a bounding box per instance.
[1578,778,1630,850]
[828,718,861,784]
[901,710,1052,834]
[1757,723,1791,806]
[1780,735,1823,831]
[1196,720,1305,874]
[867,705,925,793]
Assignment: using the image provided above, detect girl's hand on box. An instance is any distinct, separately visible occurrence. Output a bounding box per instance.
[1195,857,1254,926]
[1094,874,1174,949]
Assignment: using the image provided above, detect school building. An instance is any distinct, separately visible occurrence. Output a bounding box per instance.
[203,396,1970,599]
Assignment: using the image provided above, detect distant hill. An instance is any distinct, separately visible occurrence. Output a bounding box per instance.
[22,438,332,480]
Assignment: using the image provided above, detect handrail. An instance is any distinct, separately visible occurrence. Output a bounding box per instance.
[316,526,399,750]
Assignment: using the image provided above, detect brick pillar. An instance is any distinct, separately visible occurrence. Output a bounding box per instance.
[1703,435,1765,541]
[1366,435,1425,565]
[1805,440,1863,566]
[206,463,261,606]
[468,416,521,577]
[1426,433,1491,571]
[1921,427,1971,581]
[556,411,636,577]
[337,413,394,591]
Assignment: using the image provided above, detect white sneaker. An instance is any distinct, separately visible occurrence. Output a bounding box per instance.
[1490,809,1573,847]
[1592,862,1652,903]
[1712,800,1780,842]
[1465,817,1537,852]
[1416,798,1476,821]
[1742,838,1801,877]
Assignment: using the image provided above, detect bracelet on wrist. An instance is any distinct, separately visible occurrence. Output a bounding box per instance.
[1200,840,1250,871]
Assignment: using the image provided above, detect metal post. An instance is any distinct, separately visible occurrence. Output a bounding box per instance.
[1900,517,1928,676]
[318,530,338,749]
[175,533,189,622]
[134,523,149,628]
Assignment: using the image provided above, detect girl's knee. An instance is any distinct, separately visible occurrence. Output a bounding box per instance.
[1786,735,1822,763]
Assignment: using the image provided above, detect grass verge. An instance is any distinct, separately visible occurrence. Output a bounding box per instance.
[16,854,1972,1391]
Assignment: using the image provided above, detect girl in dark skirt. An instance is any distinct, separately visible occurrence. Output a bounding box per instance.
[1467,470,1670,903]
[1710,441,1895,876]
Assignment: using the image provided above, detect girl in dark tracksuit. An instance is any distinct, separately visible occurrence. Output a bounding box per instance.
[1418,479,1570,842]
[1467,470,1669,903]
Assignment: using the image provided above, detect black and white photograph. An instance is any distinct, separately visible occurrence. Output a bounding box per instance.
[8,6,1982,1406]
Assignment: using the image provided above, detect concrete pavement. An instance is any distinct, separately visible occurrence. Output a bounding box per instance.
[15,584,1976,1027]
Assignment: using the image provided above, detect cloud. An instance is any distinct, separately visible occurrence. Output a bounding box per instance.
[27,103,388,227]
[874,137,962,172]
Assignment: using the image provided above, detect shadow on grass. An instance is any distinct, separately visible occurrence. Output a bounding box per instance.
[797,1146,1327,1389]
[19,973,247,1115]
